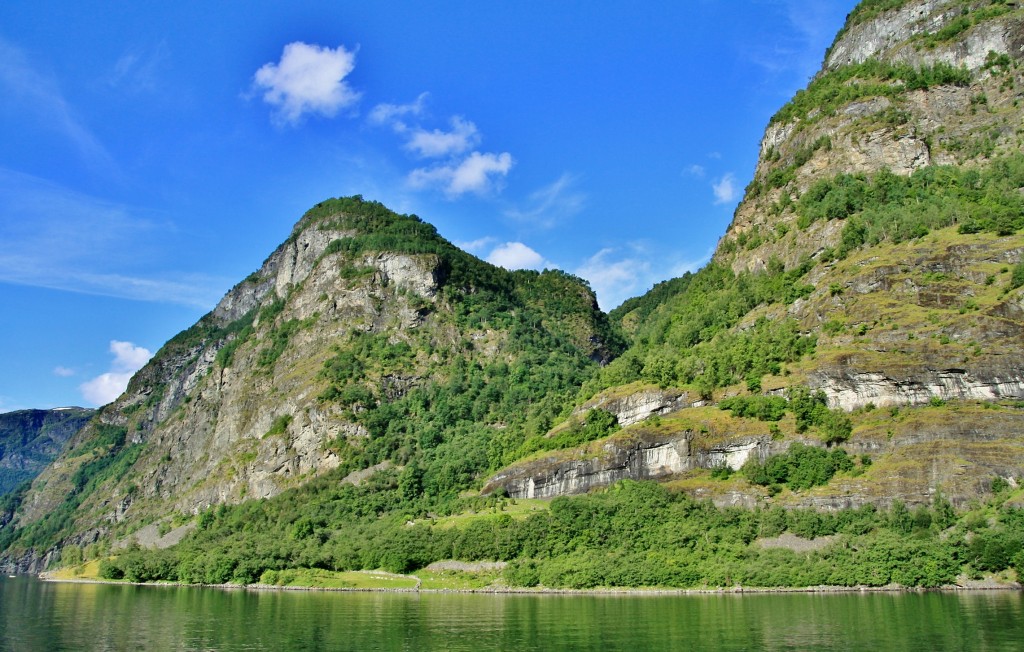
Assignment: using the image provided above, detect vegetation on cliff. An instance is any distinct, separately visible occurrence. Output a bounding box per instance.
[0,196,624,559]
[84,478,1024,590]
[5,0,1024,592]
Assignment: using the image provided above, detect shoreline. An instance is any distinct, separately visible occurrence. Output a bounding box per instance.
[34,573,1023,596]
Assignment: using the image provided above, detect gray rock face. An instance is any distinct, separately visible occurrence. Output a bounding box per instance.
[4,196,618,573]
[573,387,692,426]
[826,1,956,70]
[483,430,772,500]
[813,367,1024,411]
[13,216,447,529]
[826,0,1024,73]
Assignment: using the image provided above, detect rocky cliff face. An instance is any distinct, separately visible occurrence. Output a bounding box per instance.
[0,408,93,495]
[5,1,1024,572]
[720,0,1024,410]
[2,197,618,564]
[486,0,1024,505]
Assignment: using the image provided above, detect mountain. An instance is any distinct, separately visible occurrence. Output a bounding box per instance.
[0,408,93,495]
[484,0,1024,507]
[3,0,1024,587]
[0,196,620,571]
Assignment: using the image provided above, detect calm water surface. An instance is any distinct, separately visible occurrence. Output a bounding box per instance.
[2,576,1023,650]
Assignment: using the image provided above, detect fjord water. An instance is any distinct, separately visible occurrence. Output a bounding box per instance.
[2,577,1024,651]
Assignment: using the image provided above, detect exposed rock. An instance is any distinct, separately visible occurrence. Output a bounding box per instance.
[826,1,1024,73]
[813,366,1024,410]
[118,522,196,550]
[573,386,692,426]
[483,429,775,500]
[341,461,393,487]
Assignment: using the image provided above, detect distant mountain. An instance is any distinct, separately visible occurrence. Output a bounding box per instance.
[0,408,93,495]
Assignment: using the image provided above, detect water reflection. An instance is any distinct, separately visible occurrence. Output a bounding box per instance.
[2,577,1023,651]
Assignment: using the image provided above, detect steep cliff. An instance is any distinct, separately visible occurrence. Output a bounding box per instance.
[0,196,620,569]
[5,0,1024,578]
[485,0,1024,507]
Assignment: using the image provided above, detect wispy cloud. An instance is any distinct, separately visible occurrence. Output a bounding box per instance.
[106,42,169,93]
[784,1,842,72]
[455,236,497,254]
[575,248,651,311]
[505,173,585,229]
[668,247,715,281]
[408,151,513,198]
[369,92,428,131]
[712,172,739,205]
[683,164,706,178]
[0,168,226,307]
[53,366,76,378]
[405,116,480,158]
[371,93,514,200]
[575,245,714,310]
[79,340,153,406]
[0,37,118,176]
[253,41,361,125]
[486,242,555,271]
[744,1,842,98]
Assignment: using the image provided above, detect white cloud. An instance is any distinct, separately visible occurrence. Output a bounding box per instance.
[405,116,480,158]
[575,244,715,310]
[53,366,75,377]
[369,94,513,199]
[449,152,514,195]
[455,236,497,254]
[505,173,586,228]
[80,374,131,406]
[79,340,153,406]
[109,340,153,372]
[254,41,360,124]
[684,164,706,178]
[0,38,118,176]
[369,92,428,131]
[712,172,739,205]
[0,168,228,307]
[486,242,554,271]
[408,151,513,198]
[575,248,651,311]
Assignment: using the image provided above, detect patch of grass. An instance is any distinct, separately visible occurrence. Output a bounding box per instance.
[46,558,104,580]
[414,568,503,590]
[258,568,419,589]
[423,499,550,530]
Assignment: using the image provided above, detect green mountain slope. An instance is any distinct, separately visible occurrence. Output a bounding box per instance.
[4,0,1024,590]
[484,0,1024,507]
[0,196,620,570]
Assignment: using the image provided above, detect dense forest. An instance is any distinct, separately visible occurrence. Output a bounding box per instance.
[88,476,1024,590]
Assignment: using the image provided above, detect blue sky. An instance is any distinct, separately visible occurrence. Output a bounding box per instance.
[0,1,854,410]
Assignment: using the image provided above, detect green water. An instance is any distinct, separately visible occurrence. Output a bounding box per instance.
[2,577,1023,651]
